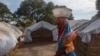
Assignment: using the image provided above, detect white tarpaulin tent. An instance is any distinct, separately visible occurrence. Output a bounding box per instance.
[25,21,57,42]
[0,22,22,56]
[76,18,100,43]
[69,19,89,30]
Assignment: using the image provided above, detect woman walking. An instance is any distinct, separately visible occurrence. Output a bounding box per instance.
[52,8,77,56]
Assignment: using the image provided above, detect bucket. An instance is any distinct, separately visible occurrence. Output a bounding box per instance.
[52,8,72,17]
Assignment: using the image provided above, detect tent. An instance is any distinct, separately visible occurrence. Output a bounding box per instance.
[25,21,57,42]
[74,18,100,56]
[75,18,100,43]
[69,19,89,30]
[0,22,22,56]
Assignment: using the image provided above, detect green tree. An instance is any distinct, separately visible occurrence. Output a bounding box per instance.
[68,13,74,20]
[15,0,45,18]
[96,0,100,11]
[93,0,100,18]
[0,2,11,21]
[24,19,35,27]
[45,2,55,13]
[15,0,73,25]
[43,2,55,24]
[15,0,56,24]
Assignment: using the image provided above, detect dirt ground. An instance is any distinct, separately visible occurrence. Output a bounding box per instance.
[9,42,57,56]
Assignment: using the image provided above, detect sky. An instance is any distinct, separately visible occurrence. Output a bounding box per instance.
[0,0,97,20]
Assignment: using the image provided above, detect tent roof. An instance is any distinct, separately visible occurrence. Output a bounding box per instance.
[26,21,56,31]
[0,22,22,38]
[75,18,100,43]
[0,22,22,56]
[76,18,100,32]
[69,19,89,30]
[25,21,57,42]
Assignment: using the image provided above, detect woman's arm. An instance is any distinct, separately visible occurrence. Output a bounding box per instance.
[63,31,77,44]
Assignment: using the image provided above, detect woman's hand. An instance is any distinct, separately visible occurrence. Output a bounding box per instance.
[63,31,77,44]
[63,34,71,43]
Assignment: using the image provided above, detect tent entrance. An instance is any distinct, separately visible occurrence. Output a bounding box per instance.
[31,27,53,43]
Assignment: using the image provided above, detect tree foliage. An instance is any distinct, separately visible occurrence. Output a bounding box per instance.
[0,2,11,15]
[15,0,45,17]
[0,2,11,22]
[14,0,74,26]
[96,0,100,11]
[15,0,56,24]
[93,0,100,18]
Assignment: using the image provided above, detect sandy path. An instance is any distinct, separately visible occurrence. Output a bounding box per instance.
[10,42,57,56]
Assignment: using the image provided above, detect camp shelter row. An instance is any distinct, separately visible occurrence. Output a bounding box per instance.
[24,19,100,56]
[24,19,93,43]
[0,21,57,56]
[70,18,100,56]
[24,20,90,43]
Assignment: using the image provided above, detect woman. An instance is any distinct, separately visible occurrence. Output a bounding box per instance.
[52,8,77,56]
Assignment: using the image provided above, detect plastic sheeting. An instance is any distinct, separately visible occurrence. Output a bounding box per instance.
[25,21,57,42]
[77,19,100,43]
[0,22,22,56]
[69,20,89,30]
